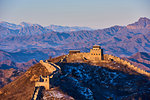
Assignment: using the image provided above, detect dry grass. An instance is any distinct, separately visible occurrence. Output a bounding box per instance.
[0,63,51,100]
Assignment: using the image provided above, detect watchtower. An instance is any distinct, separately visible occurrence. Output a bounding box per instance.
[69,50,80,55]
[90,45,104,60]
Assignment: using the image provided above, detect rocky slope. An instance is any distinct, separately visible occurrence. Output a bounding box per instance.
[0,54,150,100]
[52,63,150,100]
[44,53,150,100]
[0,59,38,88]
[0,68,24,88]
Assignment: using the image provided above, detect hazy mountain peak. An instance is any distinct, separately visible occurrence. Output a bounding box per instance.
[105,25,124,30]
[127,17,150,29]
[20,22,33,27]
[0,21,21,30]
[138,17,150,22]
[45,24,93,32]
[20,22,44,29]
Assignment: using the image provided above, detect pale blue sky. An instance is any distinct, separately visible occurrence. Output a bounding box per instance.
[0,0,150,28]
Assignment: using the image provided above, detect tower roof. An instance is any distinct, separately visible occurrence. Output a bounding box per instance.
[93,45,101,49]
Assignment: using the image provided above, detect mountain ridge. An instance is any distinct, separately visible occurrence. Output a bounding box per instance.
[127,17,150,29]
[0,17,150,60]
[0,21,93,33]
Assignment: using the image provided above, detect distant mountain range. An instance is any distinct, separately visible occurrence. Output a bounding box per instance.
[0,17,150,62]
[0,21,93,35]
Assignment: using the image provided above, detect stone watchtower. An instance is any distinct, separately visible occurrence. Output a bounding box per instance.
[90,45,104,60]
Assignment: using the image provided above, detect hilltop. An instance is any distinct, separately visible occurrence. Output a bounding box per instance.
[0,46,150,100]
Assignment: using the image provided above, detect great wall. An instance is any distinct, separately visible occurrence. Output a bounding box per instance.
[104,54,150,77]
[31,60,61,100]
[65,45,150,77]
[31,45,150,100]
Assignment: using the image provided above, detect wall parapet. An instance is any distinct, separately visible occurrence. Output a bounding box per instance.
[104,54,150,77]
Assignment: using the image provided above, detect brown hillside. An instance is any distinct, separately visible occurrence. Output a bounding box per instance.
[0,63,50,100]
[0,68,24,88]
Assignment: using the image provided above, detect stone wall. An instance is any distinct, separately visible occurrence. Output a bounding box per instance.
[35,75,50,90]
[67,52,104,63]
[34,60,61,90]
[40,60,56,73]
[104,54,150,77]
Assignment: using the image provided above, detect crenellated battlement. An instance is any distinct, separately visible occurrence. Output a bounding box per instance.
[35,75,50,90]
[32,60,62,100]
[66,45,150,77]
[104,54,150,77]
[68,45,104,62]
[34,60,61,90]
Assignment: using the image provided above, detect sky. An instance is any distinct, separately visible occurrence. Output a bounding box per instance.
[0,0,150,29]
